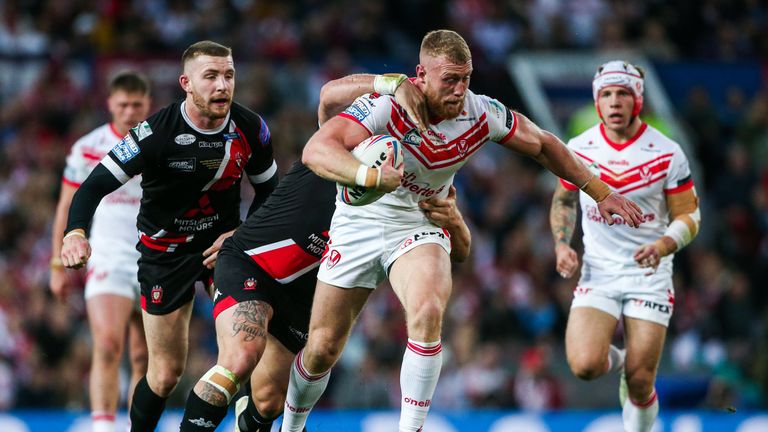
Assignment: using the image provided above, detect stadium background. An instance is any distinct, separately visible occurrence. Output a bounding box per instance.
[0,0,767,430]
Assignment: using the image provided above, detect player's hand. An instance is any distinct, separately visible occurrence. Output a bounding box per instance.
[634,243,661,275]
[203,229,235,269]
[49,266,74,301]
[419,185,461,228]
[555,242,579,278]
[375,149,404,193]
[61,231,91,269]
[394,80,428,133]
[597,192,643,228]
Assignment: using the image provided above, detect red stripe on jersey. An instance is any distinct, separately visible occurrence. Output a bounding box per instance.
[560,178,579,191]
[599,161,672,190]
[407,341,442,356]
[574,152,674,178]
[212,295,238,320]
[208,126,253,192]
[338,113,374,134]
[618,173,668,194]
[248,242,320,281]
[140,294,146,310]
[62,177,81,188]
[665,178,694,194]
[599,123,648,151]
[393,113,490,169]
[82,152,104,161]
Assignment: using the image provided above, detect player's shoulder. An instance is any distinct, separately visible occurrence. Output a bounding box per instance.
[567,123,602,148]
[641,123,683,151]
[72,123,112,148]
[230,101,262,121]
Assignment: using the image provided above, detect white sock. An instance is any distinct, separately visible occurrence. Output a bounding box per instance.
[622,389,659,432]
[91,412,115,432]
[607,344,625,374]
[281,350,331,432]
[399,339,443,432]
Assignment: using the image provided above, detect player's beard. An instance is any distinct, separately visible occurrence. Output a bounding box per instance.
[192,91,230,120]
[425,88,465,119]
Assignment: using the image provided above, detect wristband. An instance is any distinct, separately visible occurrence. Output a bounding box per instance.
[50,257,64,269]
[63,230,86,241]
[653,237,677,257]
[580,175,612,202]
[355,165,369,186]
[373,74,408,95]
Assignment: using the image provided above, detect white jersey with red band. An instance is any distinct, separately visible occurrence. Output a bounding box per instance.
[63,123,142,261]
[561,122,694,275]
[338,89,517,219]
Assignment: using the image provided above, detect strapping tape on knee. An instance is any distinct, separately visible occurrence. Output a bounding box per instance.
[201,365,240,403]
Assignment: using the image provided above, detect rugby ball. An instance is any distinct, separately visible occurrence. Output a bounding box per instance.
[337,134,404,206]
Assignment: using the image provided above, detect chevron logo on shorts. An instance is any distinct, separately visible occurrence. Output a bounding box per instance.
[326,249,341,270]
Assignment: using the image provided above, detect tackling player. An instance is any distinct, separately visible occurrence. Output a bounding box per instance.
[60,41,278,432]
[550,60,700,432]
[176,72,471,432]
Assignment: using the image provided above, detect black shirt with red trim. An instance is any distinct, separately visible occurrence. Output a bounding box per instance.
[72,101,276,253]
[229,161,335,283]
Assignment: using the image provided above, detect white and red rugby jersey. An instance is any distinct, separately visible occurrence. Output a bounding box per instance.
[63,123,142,259]
[339,89,517,217]
[561,122,694,274]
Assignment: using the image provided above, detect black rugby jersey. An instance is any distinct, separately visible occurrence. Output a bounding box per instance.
[104,101,275,252]
[230,161,336,283]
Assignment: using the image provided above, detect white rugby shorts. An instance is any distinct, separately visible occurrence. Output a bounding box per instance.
[84,249,140,303]
[317,207,452,289]
[570,267,675,327]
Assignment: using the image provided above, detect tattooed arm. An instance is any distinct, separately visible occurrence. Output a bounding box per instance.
[550,182,581,278]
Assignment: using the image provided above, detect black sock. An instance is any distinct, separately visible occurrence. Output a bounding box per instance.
[237,396,277,432]
[129,376,167,432]
[180,389,230,431]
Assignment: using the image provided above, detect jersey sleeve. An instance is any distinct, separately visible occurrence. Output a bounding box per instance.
[244,114,277,184]
[478,95,517,143]
[337,93,392,136]
[664,144,694,194]
[62,137,91,187]
[103,119,158,185]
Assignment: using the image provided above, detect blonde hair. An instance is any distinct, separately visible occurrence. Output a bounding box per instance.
[420,30,471,64]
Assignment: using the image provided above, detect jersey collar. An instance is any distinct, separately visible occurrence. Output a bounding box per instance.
[180,101,231,135]
[599,122,647,151]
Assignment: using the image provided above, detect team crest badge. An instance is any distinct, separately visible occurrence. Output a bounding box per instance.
[326,250,341,270]
[639,166,652,184]
[402,128,423,147]
[151,285,163,304]
[457,139,468,156]
[243,278,257,291]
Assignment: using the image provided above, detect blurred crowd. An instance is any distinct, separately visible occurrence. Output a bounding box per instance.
[0,0,767,413]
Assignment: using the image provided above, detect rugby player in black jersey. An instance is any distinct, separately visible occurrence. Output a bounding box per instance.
[173,74,470,432]
[60,41,278,432]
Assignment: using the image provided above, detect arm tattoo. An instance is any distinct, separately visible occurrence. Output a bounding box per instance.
[231,300,271,342]
[550,185,580,246]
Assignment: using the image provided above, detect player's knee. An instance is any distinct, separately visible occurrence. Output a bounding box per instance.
[253,394,284,419]
[218,353,260,381]
[305,332,344,371]
[93,333,124,365]
[567,353,605,381]
[150,365,185,396]
[407,299,445,334]
[625,366,656,399]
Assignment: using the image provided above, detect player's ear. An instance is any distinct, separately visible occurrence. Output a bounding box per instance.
[179,74,191,93]
[415,64,426,80]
